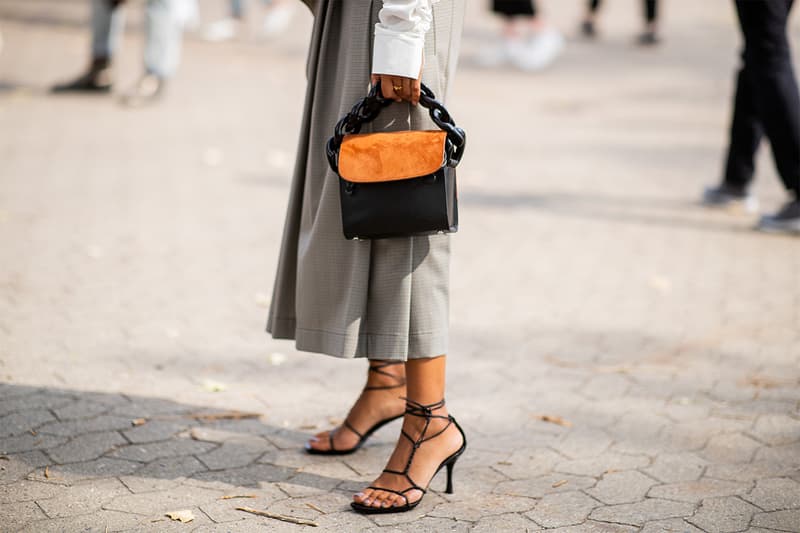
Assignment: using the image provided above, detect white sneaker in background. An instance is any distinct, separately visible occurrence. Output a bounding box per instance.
[509,27,565,72]
[202,17,240,42]
[262,3,294,37]
[476,37,512,67]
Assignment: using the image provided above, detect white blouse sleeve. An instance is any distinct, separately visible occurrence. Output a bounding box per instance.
[372,0,437,79]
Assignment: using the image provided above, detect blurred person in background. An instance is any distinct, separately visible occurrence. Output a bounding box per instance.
[703,0,800,234]
[581,0,661,45]
[51,0,188,106]
[202,0,294,42]
[479,0,564,71]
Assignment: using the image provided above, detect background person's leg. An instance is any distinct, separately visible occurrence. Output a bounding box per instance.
[144,0,182,80]
[737,0,800,201]
[52,0,123,91]
[723,64,763,194]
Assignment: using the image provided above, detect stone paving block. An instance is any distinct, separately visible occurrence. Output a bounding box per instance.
[554,452,649,477]
[258,448,328,470]
[51,399,118,421]
[0,409,55,437]
[546,522,638,533]
[495,474,597,499]
[276,470,343,497]
[639,517,705,533]
[37,415,135,437]
[588,498,696,527]
[525,490,599,528]
[314,510,378,531]
[120,476,186,494]
[578,374,632,400]
[135,455,208,481]
[0,479,61,503]
[647,478,751,503]
[104,485,224,515]
[743,477,800,512]
[109,437,216,462]
[491,448,563,480]
[557,428,614,459]
[428,494,534,522]
[750,415,800,446]
[643,452,707,483]
[192,463,294,487]
[686,496,761,533]
[0,433,67,454]
[586,470,657,505]
[19,509,145,533]
[108,399,194,419]
[363,516,471,532]
[470,512,543,532]
[0,450,49,485]
[197,440,272,471]
[122,420,189,444]
[46,430,127,464]
[37,457,140,483]
[199,493,291,523]
[0,393,75,417]
[661,419,751,453]
[0,501,48,531]
[704,461,791,483]
[35,478,129,519]
[439,466,508,501]
[701,433,762,464]
[751,509,800,531]
[193,519,274,532]
[755,442,800,466]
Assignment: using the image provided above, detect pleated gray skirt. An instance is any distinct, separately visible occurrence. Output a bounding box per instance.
[266,0,465,360]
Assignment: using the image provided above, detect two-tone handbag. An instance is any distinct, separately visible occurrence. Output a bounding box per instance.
[326,82,466,240]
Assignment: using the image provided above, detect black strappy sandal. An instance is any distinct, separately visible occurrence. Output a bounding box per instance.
[350,398,467,514]
[305,361,406,456]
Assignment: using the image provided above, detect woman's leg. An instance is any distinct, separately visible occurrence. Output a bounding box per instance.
[352,355,465,510]
[306,359,406,452]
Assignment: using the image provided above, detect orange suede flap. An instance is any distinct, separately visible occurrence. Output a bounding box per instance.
[338,130,447,183]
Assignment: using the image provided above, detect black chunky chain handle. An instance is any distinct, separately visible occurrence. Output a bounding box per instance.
[326,82,467,174]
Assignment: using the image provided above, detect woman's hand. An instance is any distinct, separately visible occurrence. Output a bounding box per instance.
[371,73,421,105]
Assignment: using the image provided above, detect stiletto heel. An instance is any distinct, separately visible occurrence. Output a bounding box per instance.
[445,458,456,494]
[350,398,467,514]
[306,361,406,456]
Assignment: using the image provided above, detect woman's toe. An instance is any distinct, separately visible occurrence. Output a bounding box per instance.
[354,488,373,504]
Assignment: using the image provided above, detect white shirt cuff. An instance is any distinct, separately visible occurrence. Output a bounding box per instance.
[372,29,424,79]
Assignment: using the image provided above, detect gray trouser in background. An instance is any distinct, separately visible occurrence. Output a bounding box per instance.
[91,0,183,79]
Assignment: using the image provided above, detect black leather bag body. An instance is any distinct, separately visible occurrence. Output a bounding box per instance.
[326,83,466,240]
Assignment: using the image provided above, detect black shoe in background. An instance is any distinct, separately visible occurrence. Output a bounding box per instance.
[51,57,113,93]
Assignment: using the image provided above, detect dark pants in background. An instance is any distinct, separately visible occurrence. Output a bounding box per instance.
[492,0,537,17]
[589,0,658,23]
[725,0,800,199]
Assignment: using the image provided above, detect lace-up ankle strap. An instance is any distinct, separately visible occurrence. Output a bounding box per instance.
[364,361,407,391]
[404,398,447,417]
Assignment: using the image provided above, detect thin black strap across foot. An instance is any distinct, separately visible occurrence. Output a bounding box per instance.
[313,361,406,455]
[351,398,467,514]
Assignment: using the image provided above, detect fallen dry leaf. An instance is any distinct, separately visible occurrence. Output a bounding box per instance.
[165,510,195,523]
[551,479,569,488]
[44,466,51,479]
[497,461,512,466]
[533,414,572,427]
[327,417,343,426]
[221,495,257,500]
[29,429,37,436]
[201,380,227,393]
[131,418,147,427]
[0,456,9,461]
[299,424,318,430]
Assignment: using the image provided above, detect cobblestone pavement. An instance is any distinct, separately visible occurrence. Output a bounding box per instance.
[1,1,800,531]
